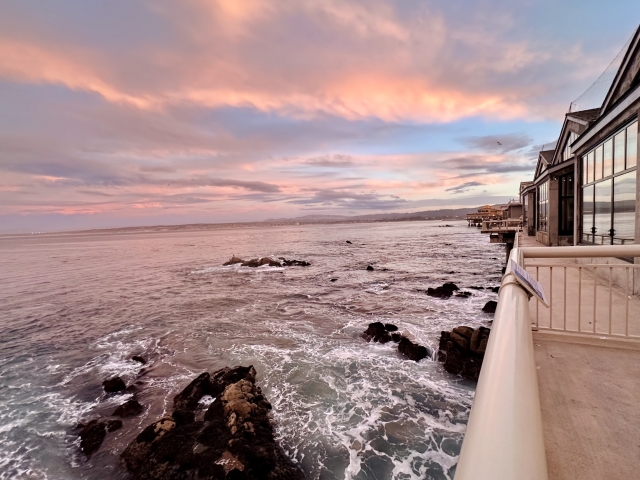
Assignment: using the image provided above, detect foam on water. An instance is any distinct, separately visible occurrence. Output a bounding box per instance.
[0,221,503,480]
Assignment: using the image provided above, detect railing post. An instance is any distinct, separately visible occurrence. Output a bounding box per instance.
[455,249,548,480]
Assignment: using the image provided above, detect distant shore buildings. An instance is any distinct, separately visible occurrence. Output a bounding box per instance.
[520,24,639,249]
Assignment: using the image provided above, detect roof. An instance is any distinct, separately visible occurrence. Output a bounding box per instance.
[566,108,600,125]
[539,150,555,164]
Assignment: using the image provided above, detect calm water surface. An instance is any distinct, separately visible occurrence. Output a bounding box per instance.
[0,221,504,480]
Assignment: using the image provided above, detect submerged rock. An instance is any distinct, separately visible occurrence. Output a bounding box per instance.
[79,419,122,457]
[103,377,126,393]
[366,265,374,271]
[482,301,498,314]
[437,326,491,381]
[121,366,303,480]
[398,337,431,362]
[346,240,352,244]
[426,282,459,298]
[223,256,309,268]
[131,355,147,364]
[113,399,145,418]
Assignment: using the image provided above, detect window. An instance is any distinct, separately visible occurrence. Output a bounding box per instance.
[538,181,548,232]
[559,173,574,236]
[582,120,637,244]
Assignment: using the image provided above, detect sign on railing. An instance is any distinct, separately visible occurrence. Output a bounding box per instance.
[510,260,549,307]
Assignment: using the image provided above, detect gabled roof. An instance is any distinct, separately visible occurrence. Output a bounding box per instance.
[600,24,640,114]
[566,108,600,125]
[534,149,555,179]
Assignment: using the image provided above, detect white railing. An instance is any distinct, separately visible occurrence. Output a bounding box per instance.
[455,243,640,480]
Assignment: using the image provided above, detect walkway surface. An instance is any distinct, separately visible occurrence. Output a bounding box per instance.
[517,234,640,479]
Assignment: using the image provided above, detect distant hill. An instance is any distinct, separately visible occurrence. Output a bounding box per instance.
[266,208,477,223]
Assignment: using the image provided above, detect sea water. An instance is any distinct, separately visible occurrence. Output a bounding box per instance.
[0,220,504,480]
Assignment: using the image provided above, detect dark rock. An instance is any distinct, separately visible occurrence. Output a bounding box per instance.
[455,291,472,298]
[469,286,484,290]
[501,267,506,274]
[366,265,374,271]
[172,408,195,426]
[103,377,126,393]
[490,286,500,293]
[426,287,452,298]
[223,256,244,266]
[330,278,338,282]
[398,336,431,362]
[241,258,262,267]
[442,282,459,291]
[452,326,474,340]
[437,326,491,381]
[113,400,145,418]
[131,355,146,364]
[482,301,498,314]
[391,333,402,343]
[79,419,122,457]
[346,240,352,244]
[121,368,304,480]
[361,322,391,343]
[384,323,398,332]
[173,372,212,412]
[278,258,311,267]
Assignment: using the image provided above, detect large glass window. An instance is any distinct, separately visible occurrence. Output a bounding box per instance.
[614,131,626,173]
[603,139,613,177]
[594,179,612,243]
[595,146,603,181]
[582,120,637,245]
[538,181,548,232]
[559,173,574,236]
[613,171,636,244]
[628,122,637,168]
[582,184,594,243]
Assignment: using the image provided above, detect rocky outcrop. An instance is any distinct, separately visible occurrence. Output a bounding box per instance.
[482,301,497,314]
[361,322,393,343]
[103,376,126,393]
[361,323,432,362]
[121,366,303,480]
[398,337,431,362]
[426,282,459,298]
[223,256,310,268]
[437,326,491,381]
[78,419,122,457]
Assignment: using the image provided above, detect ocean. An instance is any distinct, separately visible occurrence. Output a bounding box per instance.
[0,220,504,480]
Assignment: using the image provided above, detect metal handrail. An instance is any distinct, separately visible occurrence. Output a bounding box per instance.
[455,243,639,479]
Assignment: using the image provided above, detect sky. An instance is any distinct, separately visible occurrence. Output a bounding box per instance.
[1,1,639,233]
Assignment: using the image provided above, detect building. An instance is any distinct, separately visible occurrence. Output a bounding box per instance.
[523,24,639,251]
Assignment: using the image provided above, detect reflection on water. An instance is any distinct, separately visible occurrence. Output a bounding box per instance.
[0,221,503,480]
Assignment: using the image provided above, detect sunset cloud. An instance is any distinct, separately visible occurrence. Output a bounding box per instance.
[0,0,637,232]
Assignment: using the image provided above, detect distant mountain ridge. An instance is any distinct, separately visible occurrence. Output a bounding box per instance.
[266,208,478,223]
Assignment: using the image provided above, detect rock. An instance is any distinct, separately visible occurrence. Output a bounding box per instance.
[121,368,304,480]
[278,258,311,267]
[455,291,472,298]
[391,333,402,343]
[223,256,244,266]
[442,282,459,291]
[469,286,484,290]
[482,301,498,314]
[173,372,213,412]
[103,377,126,393]
[398,336,431,362]
[452,326,474,340]
[384,323,398,332]
[346,240,352,244]
[330,278,338,282]
[361,322,391,343]
[113,399,145,418]
[79,419,122,457]
[437,326,491,381]
[241,258,262,267]
[490,286,500,293]
[131,355,146,364]
[366,265,374,271]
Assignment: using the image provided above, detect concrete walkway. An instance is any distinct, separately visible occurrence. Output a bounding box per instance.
[517,234,640,479]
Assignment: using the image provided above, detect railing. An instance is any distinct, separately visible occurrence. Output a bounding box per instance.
[455,242,640,480]
[481,219,522,232]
